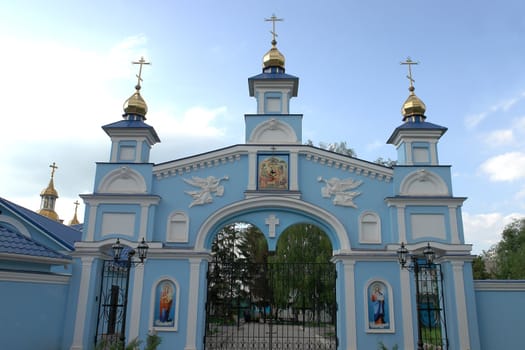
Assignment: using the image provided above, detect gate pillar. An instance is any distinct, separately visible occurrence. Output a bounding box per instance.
[185,257,209,350]
[333,256,358,350]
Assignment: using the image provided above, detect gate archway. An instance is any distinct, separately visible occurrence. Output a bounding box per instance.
[204,222,337,350]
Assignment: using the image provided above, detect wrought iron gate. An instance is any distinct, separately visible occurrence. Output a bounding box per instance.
[94,259,131,346]
[204,260,337,349]
[416,263,448,349]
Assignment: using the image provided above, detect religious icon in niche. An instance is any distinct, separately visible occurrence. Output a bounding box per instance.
[367,281,391,331]
[258,155,288,190]
[154,280,176,328]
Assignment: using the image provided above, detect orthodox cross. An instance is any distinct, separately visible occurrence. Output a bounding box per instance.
[265,14,284,43]
[49,162,58,179]
[401,57,419,89]
[265,214,280,238]
[132,56,151,88]
[73,200,80,212]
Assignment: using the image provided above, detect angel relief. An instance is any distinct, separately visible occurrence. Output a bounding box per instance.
[317,176,363,208]
[183,176,229,208]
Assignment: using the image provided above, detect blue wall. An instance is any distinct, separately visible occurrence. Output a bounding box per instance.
[0,278,70,350]
[475,281,525,350]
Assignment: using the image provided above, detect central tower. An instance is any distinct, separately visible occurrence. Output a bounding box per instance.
[245,14,302,144]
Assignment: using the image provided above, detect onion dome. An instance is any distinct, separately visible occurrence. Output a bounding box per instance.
[37,162,60,221]
[123,57,151,119]
[123,84,148,118]
[69,200,81,226]
[263,39,285,70]
[401,85,427,120]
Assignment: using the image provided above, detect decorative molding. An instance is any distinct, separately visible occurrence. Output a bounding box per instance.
[265,214,279,238]
[305,153,392,182]
[248,118,298,144]
[154,154,241,180]
[317,176,363,208]
[98,166,147,194]
[183,176,229,208]
[399,169,449,196]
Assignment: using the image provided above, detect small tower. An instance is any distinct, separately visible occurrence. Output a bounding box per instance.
[69,200,81,226]
[37,162,60,221]
[387,58,447,165]
[245,14,302,144]
[102,57,160,163]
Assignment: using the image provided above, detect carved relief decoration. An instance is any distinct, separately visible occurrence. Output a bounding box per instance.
[317,176,363,208]
[183,176,229,208]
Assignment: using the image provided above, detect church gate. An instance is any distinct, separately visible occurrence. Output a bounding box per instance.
[204,259,337,350]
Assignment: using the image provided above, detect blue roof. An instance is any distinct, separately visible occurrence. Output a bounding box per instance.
[0,197,81,250]
[248,72,299,97]
[0,224,70,260]
[387,120,447,144]
[102,119,161,142]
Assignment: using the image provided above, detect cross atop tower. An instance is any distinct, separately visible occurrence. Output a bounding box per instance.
[132,56,151,89]
[49,162,58,179]
[265,14,284,44]
[401,57,419,90]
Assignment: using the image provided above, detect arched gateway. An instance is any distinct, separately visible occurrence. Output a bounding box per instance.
[69,17,479,350]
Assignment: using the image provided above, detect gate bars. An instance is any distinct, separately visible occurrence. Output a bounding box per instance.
[204,261,338,350]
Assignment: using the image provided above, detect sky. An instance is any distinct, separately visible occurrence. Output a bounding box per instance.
[1,0,525,254]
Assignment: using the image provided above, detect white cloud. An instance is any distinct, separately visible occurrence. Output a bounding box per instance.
[0,34,149,143]
[463,212,525,254]
[464,92,525,129]
[154,106,228,138]
[484,129,514,146]
[479,151,525,181]
[465,112,488,129]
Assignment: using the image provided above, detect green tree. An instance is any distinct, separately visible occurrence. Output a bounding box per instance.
[268,224,335,321]
[472,255,491,280]
[493,218,525,279]
[306,139,356,157]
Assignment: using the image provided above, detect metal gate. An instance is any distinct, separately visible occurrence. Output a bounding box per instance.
[204,260,337,349]
[94,259,132,346]
[416,263,448,349]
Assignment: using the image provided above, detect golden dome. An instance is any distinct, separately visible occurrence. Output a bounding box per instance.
[263,40,285,69]
[123,85,148,118]
[38,208,60,221]
[402,86,426,119]
[40,178,58,197]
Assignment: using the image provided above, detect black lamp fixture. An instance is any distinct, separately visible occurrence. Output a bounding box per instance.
[397,241,436,269]
[112,237,149,263]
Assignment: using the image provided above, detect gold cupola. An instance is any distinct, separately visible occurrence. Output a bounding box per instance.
[263,39,285,70]
[37,162,60,221]
[262,14,286,71]
[402,85,427,120]
[123,57,151,119]
[68,200,81,226]
[400,57,426,121]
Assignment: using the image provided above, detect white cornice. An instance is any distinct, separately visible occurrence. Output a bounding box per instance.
[153,144,393,182]
[385,197,467,207]
[474,280,525,291]
[0,252,71,265]
[0,270,71,284]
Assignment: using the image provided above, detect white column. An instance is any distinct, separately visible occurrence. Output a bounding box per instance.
[448,206,460,244]
[451,261,471,350]
[185,258,203,350]
[400,268,415,350]
[397,205,407,243]
[85,204,98,241]
[71,256,95,350]
[129,264,145,341]
[289,151,298,191]
[247,151,256,190]
[342,259,357,350]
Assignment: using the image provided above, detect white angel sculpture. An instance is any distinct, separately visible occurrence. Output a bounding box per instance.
[184,176,229,208]
[317,176,363,208]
